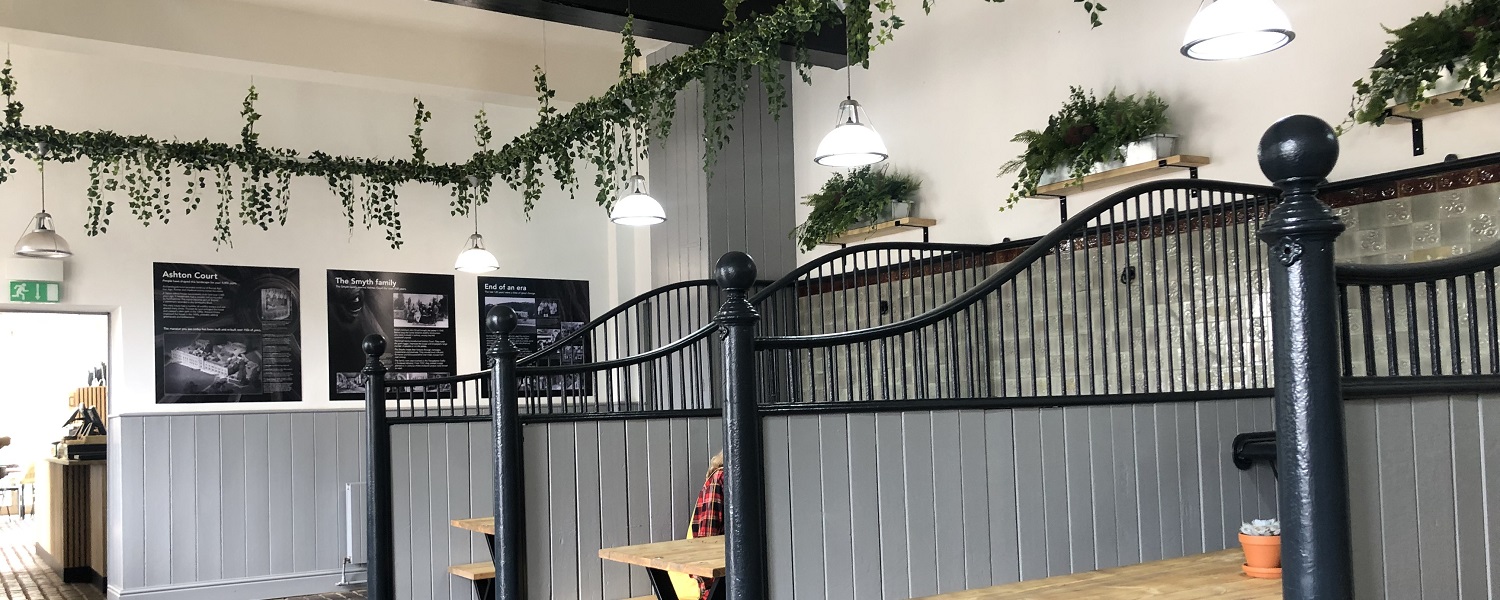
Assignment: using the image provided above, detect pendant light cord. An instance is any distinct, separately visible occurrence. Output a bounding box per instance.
[38,160,45,213]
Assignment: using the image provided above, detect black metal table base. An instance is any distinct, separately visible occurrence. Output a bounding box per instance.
[646,567,723,600]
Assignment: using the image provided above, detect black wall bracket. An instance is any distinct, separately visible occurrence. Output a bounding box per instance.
[1232,430,1278,476]
[1384,111,1426,157]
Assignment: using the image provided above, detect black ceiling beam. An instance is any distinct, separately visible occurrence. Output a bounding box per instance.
[433,0,849,68]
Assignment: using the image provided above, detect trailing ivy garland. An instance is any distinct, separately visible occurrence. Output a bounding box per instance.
[0,0,1103,249]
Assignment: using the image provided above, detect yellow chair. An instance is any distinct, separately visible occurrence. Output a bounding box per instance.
[665,525,702,600]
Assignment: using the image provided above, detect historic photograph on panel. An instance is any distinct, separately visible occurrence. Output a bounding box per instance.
[393,293,450,328]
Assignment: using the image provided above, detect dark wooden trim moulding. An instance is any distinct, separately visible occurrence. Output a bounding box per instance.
[1321,151,1500,208]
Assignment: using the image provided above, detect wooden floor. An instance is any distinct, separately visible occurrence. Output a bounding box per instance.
[912,549,1281,599]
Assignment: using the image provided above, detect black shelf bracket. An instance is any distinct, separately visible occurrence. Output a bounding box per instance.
[817,220,932,249]
[1034,192,1069,224]
[1159,162,1202,197]
[1385,111,1426,156]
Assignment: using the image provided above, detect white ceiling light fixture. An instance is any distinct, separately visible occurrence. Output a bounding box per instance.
[610,125,666,227]
[1181,0,1295,61]
[610,174,667,226]
[814,66,888,168]
[14,148,72,259]
[454,187,499,274]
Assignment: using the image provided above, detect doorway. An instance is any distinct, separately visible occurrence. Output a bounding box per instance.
[0,311,109,527]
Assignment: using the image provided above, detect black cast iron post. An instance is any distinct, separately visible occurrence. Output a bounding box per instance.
[1256,115,1353,598]
[487,305,526,600]
[714,251,767,600]
[361,335,395,600]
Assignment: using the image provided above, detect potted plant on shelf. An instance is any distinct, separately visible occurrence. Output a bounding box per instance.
[1239,518,1282,579]
[999,86,1171,209]
[1345,0,1498,129]
[792,165,921,252]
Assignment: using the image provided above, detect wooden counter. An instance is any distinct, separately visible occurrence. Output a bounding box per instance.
[35,456,107,590]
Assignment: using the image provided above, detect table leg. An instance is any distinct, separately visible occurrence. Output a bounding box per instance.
[471,579,496,600]
[706,578,724,600]
[646,567,677,600]
[485,533,495,559]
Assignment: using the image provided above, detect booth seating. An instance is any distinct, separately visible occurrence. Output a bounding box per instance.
[448,515,714,600]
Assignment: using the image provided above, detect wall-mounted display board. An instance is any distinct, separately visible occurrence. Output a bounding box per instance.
[154,263,302,403]
[328,270,456,400]
[477,277,590,393]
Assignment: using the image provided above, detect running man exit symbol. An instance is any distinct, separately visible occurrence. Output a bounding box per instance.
[9,280,60,303]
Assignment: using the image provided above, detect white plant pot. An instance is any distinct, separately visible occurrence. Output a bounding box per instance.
[1039,134,1180,186]
[887,201,913,220]
[1395,61,1490,105]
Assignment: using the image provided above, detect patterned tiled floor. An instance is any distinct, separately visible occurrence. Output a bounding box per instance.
[0,517,104,600]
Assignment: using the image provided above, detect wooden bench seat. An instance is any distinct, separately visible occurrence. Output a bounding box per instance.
[448,561,496,581]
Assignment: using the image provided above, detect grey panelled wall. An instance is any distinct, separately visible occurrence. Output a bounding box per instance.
[113,395,1500,599]
[1345,393,1500,600]
[762,399,1278,599]
[647,44,797,285]
[108,411,719,600]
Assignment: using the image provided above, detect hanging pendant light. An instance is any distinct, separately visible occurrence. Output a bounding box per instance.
[610,174,666,226]
[14,155,72,259]
[1181,0,1295,61]
[454,195,499,273]
[814,67,888,168]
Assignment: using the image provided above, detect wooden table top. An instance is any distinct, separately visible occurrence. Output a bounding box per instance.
[912,549,1281,599]
[451,517,495,535]
[597,535,725,579]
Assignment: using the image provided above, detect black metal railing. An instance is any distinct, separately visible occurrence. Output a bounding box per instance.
[1338,239,1500,378]
[755,179,1281,406]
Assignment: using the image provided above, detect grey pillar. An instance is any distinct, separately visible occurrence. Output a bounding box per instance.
[1256,115,1353,598]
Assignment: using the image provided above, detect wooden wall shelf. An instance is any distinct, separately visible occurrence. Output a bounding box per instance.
[1033,155,1211,196]
[1390,90,1493,120]
[824,217,936,246]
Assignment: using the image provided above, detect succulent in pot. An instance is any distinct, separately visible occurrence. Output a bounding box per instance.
[1238,518,1282,579]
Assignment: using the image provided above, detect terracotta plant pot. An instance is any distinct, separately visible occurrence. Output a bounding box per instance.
[1239,532,1282,569]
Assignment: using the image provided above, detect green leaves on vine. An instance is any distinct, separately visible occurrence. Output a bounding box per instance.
[411,98,432,163]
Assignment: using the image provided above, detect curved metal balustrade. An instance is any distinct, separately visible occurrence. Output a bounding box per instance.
[754,179,1281,407]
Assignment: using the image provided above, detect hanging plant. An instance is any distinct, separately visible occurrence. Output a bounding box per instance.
[998,86,1168,209]
[1346,0,1499,128]
[0,0,1104,248]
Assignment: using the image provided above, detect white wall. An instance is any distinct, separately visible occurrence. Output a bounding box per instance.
[793,0,1500,262]
[0,43,644,415]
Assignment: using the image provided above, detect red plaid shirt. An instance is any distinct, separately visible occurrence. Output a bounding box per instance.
[690,467,725,599]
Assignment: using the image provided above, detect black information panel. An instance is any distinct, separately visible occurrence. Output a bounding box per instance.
[154,262,302,403]
[328,270,456,400]
[477,277,590,393]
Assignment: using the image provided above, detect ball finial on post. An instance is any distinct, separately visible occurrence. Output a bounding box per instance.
[486,305,519,335]
[715,251,758,291]
[361,334,387,361]
[1258,115,1340,189]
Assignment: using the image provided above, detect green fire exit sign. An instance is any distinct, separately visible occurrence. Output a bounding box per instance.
[9,280,60,303]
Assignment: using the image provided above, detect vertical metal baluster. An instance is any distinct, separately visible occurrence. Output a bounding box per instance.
[1447,278,1463,374]
[1350,288,1362,378]
[1382,286,1399,377]
[1488,270,1499,374]
[1405,283,1421,375]
[1227,195,1245,389]
[1150,191,1168,393]
[1038,252,1052,396]
[1358,286,1376,377]
[1092,216,1108,394]
[1109,206,1124,394]
[1010,259,1023,397]
[1206,194,1224,390]
[1183,189,1201,391]
[1427,282,1443,375]
[1125,198,1139,394]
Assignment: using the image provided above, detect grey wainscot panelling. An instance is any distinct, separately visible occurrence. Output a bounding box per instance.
[762,399,1278,599]
[112,394,1500,599]
[109,411,720,600]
